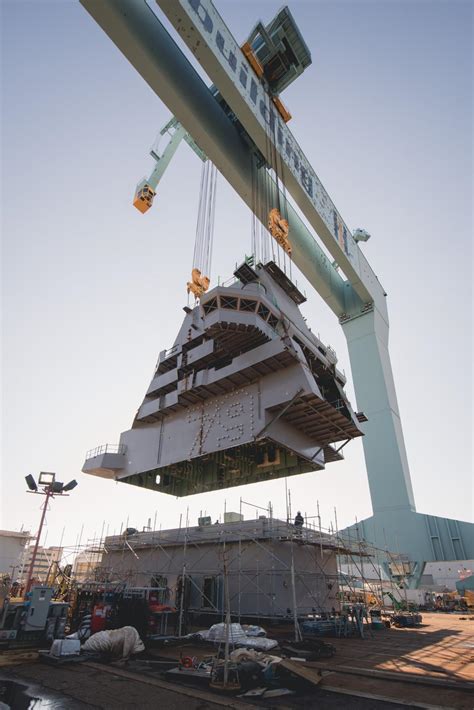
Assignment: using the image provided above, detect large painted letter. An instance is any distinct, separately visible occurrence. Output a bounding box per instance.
[188,0,213,34]
[300,167,313,198]
[216,31,237,73]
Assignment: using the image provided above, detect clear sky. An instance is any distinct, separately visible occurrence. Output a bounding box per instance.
[1,0,472,555]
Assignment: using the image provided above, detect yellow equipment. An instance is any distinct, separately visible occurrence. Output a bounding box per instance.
[268,208,291,255]
[272,96,292,123]
[240,41,264,79]
[464,590,474,608]
[133,182,156,213]
[187,268,210,299]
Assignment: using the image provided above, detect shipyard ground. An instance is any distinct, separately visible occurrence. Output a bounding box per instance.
[2,613,473,709]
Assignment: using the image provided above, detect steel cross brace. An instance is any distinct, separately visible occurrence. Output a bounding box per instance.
[254,387,305,441]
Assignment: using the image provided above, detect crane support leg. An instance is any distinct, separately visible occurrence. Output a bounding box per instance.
[342,306,474,582]
[342,308,416,515]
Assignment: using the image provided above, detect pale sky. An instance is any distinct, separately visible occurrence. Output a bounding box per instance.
[1,0,472,556]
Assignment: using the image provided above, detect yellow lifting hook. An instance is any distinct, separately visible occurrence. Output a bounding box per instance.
[187,268,210,299]
[268,208,291,255]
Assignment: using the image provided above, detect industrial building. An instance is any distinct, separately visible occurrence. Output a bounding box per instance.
[18,545,63,585]
[99,517,353,619]
[420,560,474,591]
[0,529,31,581]
[72,548,104,583]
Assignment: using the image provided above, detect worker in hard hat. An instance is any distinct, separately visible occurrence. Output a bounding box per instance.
[294,511,304,537]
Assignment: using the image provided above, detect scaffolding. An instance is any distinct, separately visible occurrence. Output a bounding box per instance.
[34,493,412,642]
[82,496,406,635]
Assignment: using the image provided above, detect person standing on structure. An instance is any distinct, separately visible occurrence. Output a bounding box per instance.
[294,511,304,537]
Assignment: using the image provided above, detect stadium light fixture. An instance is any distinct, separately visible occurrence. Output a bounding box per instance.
[25,474,37,492]
[38,471,55,486]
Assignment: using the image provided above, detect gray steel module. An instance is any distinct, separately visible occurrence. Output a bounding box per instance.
[83,261,363,496]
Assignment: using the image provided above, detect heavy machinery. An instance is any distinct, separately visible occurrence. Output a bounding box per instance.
[46,562,73,601]
[0,586,68,649]
[79,0,473,582]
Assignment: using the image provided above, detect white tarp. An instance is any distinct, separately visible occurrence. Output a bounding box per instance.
[197,622,278,651]
[207,622,247,643]
[241,624,266,637]
[83,626,145,659]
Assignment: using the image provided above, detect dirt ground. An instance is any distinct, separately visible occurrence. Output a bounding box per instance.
[323,611,474,682]
[2,664,230,710]
[1,664,408,710]
[1,612,473,709]
[311,611,474,709]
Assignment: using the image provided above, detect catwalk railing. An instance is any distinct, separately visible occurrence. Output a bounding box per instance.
[103,518,371,558]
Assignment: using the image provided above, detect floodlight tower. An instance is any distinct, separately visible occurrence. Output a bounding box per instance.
[24,472,77,595]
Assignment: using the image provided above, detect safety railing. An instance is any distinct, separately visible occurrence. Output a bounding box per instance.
[325,345,338,364]
[218,274,239,288]
[158,344,181,364]
[102,520,364,556]
[85,443,127,459]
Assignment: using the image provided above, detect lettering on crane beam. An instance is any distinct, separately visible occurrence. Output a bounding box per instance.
[184,0,358,270]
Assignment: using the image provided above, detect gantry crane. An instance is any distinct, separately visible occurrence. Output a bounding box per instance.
[80,0,473,584]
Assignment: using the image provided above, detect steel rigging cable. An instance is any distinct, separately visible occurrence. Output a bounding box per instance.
[187,159,217,299]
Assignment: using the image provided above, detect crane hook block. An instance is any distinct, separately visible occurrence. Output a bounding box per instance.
[133,182,156,214]
[268,208,291,255]
[187,268,210,299]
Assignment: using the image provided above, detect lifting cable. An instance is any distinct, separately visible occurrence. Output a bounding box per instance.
[251,154,268,267]
[250,91,292,274]
[187,160,217,300]
[271,103,292,279]
[264,97,277,266]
